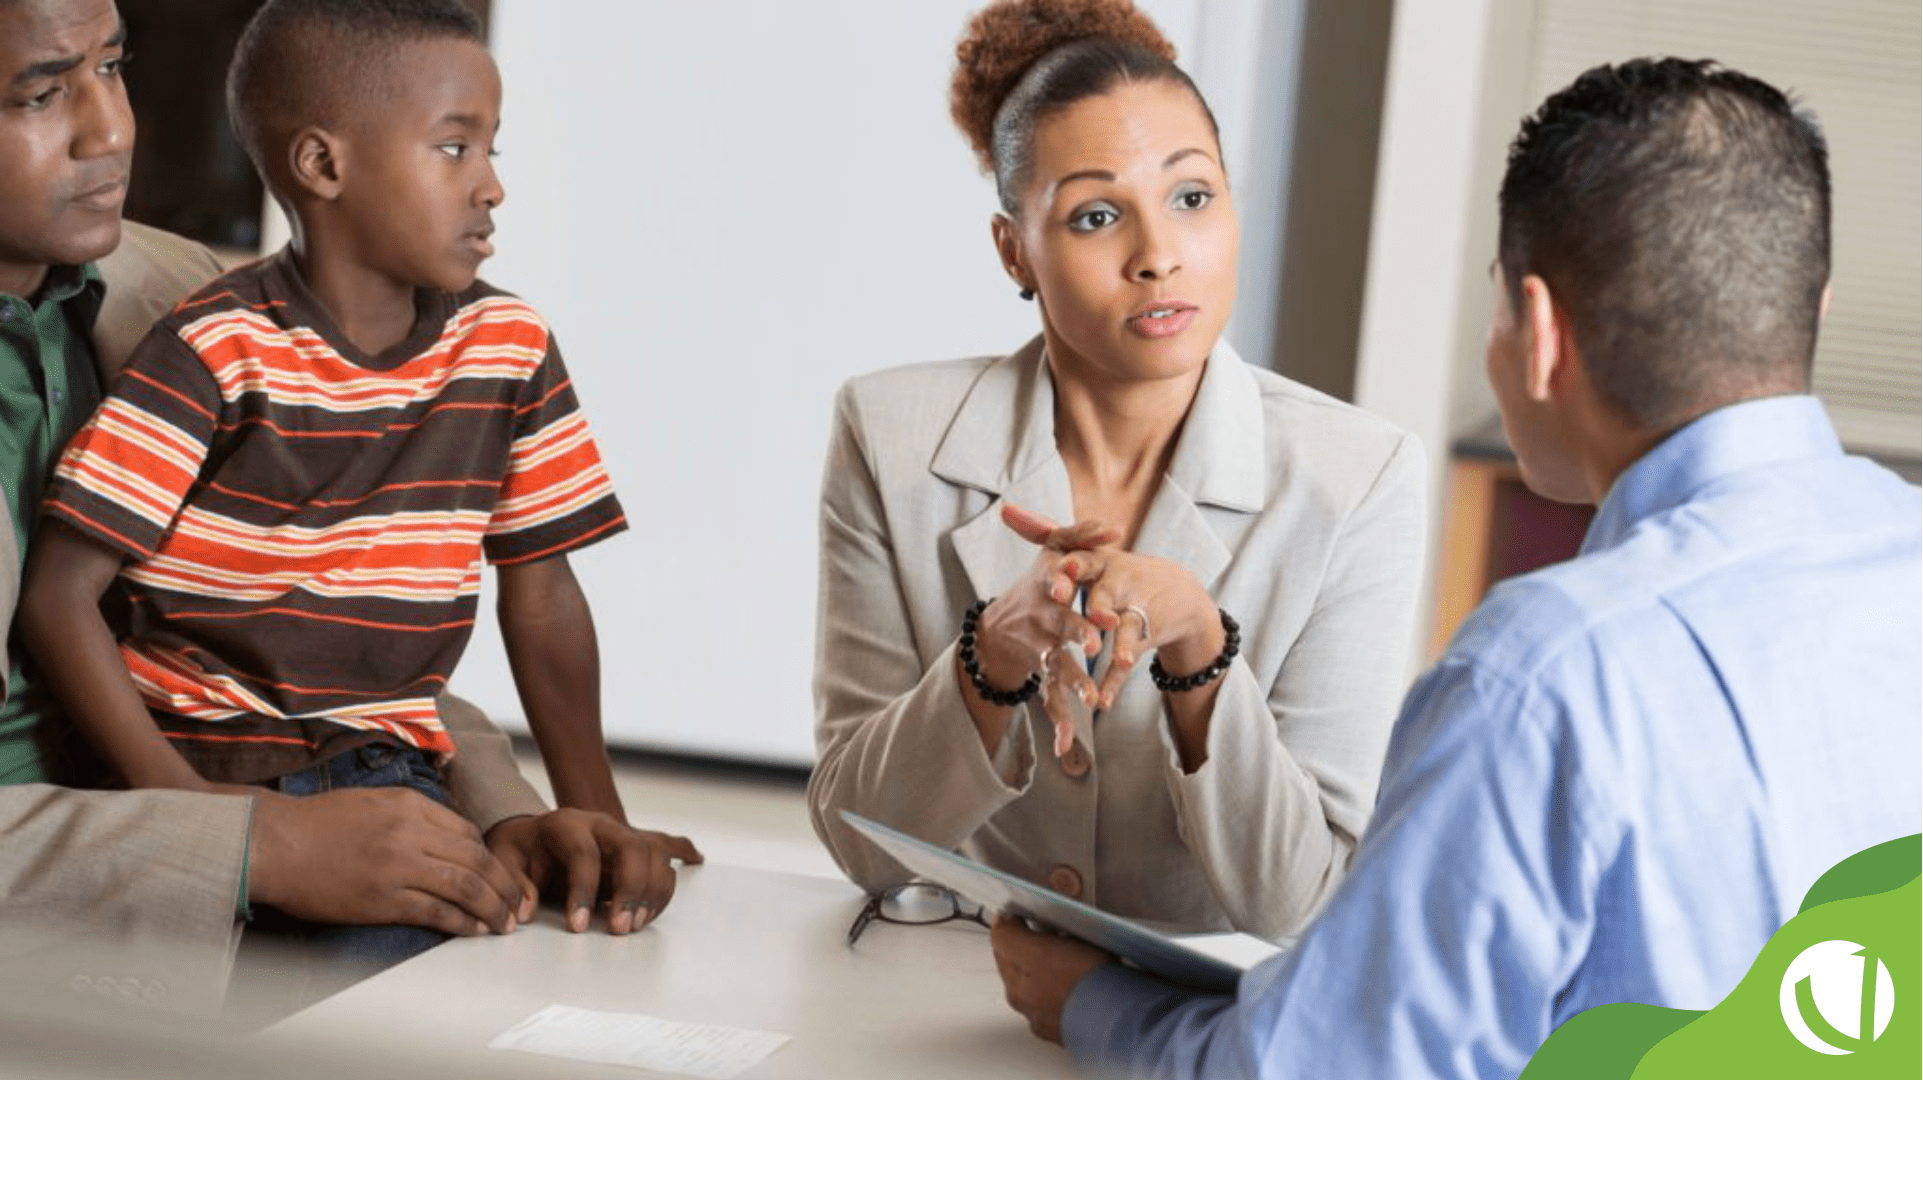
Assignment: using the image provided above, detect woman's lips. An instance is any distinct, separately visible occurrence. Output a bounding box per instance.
[1125,302,1197,339]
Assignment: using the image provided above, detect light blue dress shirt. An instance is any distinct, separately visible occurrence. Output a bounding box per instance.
[1062,395,1922,1078]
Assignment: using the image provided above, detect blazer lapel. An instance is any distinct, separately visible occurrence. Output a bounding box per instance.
[1131,340,1266,592]
[935,337,1075,602]
[938,338,1267,600]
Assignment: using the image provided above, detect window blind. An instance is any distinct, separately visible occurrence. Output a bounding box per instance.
[1529,0,1920,458]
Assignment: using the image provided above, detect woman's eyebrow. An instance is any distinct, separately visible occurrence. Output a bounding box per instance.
[1044,146,1219,204]
[1055,167,1116,188]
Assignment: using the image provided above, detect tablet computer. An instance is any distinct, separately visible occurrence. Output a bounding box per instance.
[839,811,1244,994]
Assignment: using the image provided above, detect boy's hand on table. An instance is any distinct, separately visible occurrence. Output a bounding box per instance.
[247,788,524,935]
[484,810,704,935]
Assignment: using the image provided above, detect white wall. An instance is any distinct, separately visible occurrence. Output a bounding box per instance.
[1352,0,1496,680]
[440,1,1299,766]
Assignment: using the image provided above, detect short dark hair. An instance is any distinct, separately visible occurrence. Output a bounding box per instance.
[227,0,484,193]
[950,0,1221,216]
[1498,57,1831,428]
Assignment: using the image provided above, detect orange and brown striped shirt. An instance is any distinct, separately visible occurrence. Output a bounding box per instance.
[43,252,627,782]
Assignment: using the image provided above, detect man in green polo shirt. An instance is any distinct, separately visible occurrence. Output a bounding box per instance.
[0,260,105,783]
[0,0,129,785]
[1,0,701,1021]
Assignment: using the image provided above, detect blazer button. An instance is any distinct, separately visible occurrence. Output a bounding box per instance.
[1047,865,1084,899]
[1059,741,1091,779]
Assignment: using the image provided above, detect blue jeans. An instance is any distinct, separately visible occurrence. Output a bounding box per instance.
[277,740,451,804]
[229,744,455,1024]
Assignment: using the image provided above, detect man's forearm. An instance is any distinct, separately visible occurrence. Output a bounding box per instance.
[1061,962,1250,1078]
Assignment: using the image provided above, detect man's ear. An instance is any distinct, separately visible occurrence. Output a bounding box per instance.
[288,127,347,201]
[1519,273,1565,402]
[992,213,1031,296]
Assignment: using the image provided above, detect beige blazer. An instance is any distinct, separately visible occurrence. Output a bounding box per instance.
[809,337,1425,940]
[0,224,544,1018]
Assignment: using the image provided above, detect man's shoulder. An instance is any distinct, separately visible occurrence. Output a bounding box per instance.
[1442,463,1922,687]
[97,223,227,296]
[1442,549,1654,692]
[92,224,230,378]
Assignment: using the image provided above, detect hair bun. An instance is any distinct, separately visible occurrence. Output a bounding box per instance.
[950,0,1176,172]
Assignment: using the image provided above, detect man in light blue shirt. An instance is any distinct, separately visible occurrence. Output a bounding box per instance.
[989,57,1921,1077]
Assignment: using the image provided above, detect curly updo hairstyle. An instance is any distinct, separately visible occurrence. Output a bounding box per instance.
[950,0,1221,216]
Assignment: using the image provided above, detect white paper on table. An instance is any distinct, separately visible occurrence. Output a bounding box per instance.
[488,1004,791,1078]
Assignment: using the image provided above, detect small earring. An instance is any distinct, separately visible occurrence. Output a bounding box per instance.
[1019,287,1035,301]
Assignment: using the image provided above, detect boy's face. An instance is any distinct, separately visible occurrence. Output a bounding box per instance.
[0,0,134,299]
[336,36,503,295]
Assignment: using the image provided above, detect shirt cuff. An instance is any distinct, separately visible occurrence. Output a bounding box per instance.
[1060,961,1191,1076]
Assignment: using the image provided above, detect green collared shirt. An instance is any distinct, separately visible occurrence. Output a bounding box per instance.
[0,263,106,785]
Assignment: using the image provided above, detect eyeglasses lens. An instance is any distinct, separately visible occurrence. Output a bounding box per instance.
[878,883,964,923]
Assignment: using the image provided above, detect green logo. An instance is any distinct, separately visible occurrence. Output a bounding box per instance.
[1780,941,1894,1055]
[1523,834,1920,1079]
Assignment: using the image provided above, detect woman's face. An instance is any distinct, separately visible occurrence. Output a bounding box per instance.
[998,79,1237,390]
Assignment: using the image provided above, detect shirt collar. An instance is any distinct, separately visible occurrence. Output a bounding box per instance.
[40,261,102,305]
[66,262,105,332]
[3,261,102,309]
[1583,394,1842,554]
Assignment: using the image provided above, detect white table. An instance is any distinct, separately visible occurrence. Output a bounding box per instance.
[254,862,1074,1078]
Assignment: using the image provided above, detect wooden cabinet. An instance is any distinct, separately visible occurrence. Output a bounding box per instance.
[1429,451,1594,659]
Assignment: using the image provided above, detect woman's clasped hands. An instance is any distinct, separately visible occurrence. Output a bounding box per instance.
[969,503,1230,759]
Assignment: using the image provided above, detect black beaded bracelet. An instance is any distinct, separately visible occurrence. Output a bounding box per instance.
[1149,608,1241,693]
[957,598,1041,706]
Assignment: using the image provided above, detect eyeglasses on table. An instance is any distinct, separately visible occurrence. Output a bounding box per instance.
[846,882,990,947]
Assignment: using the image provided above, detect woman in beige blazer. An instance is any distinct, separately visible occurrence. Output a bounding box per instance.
[809,0,1424,940]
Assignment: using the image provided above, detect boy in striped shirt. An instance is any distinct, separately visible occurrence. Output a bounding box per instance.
[19,0,693,947]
